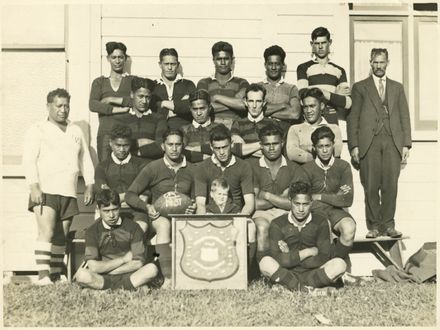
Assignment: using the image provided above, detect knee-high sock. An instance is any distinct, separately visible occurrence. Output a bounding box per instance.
[35,241,51,280]
[155,243,172,278]
[50,244,66,276]
[270,266,301,291]
[334,239,352,259]
[248,242,257,266]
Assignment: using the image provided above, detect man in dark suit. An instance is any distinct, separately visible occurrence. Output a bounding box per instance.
[347,48,411,239]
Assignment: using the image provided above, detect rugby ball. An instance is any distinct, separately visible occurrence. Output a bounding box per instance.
[153,191,192,218]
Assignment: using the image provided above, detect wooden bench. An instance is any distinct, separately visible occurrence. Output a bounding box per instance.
[351,236,409,269]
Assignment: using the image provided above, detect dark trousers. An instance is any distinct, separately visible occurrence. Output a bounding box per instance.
[359,130,401,231]
[97,133,112,162]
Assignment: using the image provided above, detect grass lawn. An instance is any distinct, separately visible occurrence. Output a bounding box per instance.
[3,279,436,327]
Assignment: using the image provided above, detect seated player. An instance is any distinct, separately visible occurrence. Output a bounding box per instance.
[258,45,301,134]
[115,76,168,162]
[299,126,356,267]
[75,189,159,291]
[181,89,219,163]
[151,48,196,130]
[206,178,240,214]
[197,41,249,129]
[125,129,196,280]
[231,83,280,160]
[195,124,256,273]
[251,124,301,262]
[259,181,346,295]
[94,125,150,233]
[286,87,342,164]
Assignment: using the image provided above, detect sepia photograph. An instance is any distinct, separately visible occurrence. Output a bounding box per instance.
[1,0,437,327]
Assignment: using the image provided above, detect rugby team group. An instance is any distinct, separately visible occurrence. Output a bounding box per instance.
[24,26,412,295]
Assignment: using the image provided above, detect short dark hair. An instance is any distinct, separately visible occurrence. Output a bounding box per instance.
[263,45,286,63]
[162,128,184,142]
[370,48,389,61]
[288,181,312,200]
[209,124,231,143]
[212,41,234,57]
[258,123,284,141]
[300,87,325,103]
[311,27,331,41]
[311,126,335,146]
[189,89,211,104]
[47,88,71,103]
[105,41,127,56]
[96,189,121,208]
[131,76,156,93]
[210,178,230,192]
[159,48,179,61]
[245,83,266,100]
[110,125,132,141]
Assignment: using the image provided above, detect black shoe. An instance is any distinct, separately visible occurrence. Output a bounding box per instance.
[366,229,380,239]
[385,228,402,238]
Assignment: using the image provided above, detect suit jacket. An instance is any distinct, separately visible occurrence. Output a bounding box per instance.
[347,76,412,158]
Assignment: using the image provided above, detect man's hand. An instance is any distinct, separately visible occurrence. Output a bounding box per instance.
[337,185,351,195]
[84,184,94,206]
[402,147,410,163]
[231,134,245,145]
[312,194,321,201]
[185,199,197,214]
[335,85,351,96]
[351,147,360,164]
[278,240,289,253]
[161,100,175,111]
[101,97,118,104]
[112,106,130,114]
[146,204,160,220]
[137,138,155,147]
[30,183,43,204]
[306,247,319,257]
[122,251,133,263]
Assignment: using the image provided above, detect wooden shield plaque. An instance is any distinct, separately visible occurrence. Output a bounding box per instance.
[171,214,248,290]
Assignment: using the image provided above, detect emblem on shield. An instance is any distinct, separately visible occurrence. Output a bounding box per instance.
[180,221,239,282]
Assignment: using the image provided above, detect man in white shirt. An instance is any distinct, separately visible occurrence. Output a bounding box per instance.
[285,88,343,164]
[24,88,95,285]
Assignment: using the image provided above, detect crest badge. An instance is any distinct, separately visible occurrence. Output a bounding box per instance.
[180,221,239,282]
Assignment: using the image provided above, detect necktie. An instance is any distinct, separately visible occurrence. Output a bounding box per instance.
[379,78,385,102]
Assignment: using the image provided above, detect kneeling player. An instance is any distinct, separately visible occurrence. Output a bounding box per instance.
[259,181,346,295]
[75,190,159,291]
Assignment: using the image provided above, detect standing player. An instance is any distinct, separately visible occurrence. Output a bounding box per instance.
[197,41,249,129]
[89,41,132,161]
[125,129,196,280]
[259,45,301,133]
[297,27,351,124]
[251,124,301,262]
[152,48,196,130]
[24,88,94,285]
[299,126,356,266]
[259,181,346,295]
[285,88,342,164]
[94,125,150,233]
[75,190,159,291]
[230,83,279,160]
[347,48,411,238]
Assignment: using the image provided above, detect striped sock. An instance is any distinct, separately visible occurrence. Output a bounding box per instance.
[35,241,52,280]
[50,244,66,276]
